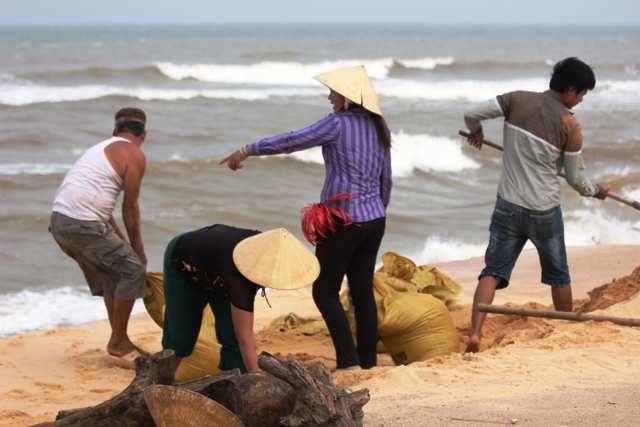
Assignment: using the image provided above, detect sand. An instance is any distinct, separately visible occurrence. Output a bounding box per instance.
[2,245,640,427]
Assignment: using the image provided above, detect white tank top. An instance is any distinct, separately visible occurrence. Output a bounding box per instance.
[53,137,129,222]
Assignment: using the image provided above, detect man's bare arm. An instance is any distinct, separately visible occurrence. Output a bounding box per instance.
[121,145,147,265]
[108,214,128,242]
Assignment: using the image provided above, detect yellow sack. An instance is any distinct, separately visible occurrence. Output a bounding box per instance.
[377,252,462,305]
[144,272,222,382]
[375,253,461,364]
[339,288,388,353]
[376,283,460,365]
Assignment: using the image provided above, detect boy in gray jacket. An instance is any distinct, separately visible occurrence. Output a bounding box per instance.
[463,57,610,353]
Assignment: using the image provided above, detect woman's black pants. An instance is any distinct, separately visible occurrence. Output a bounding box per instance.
[312,216,386,369]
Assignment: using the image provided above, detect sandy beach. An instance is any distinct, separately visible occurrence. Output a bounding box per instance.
[2,244,640,427]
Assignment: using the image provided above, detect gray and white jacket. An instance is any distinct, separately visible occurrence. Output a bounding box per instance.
[464,89,601,211]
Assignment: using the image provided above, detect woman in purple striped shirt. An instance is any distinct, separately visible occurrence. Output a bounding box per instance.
[220,65,392,373]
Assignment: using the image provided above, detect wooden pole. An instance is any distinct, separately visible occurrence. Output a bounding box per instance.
[477,303,640,327]
[458,130,640,211]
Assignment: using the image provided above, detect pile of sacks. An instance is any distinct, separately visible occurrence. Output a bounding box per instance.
[342,252,461,365]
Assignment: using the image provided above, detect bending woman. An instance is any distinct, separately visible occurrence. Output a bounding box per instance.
[220,65,392,371]
[162,226,319,373]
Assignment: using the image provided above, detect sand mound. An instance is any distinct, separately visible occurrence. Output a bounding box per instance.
[451,264,640,353]
[578,265,640,313]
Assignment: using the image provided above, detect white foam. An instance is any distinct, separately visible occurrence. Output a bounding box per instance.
[0,286,146,337]
[391,131,480,178]
[0,82,323,106]
[156,58,394,85]
[564,209,640,246]
[622,185,640,201]
[0,163,72,175]
[376,78,548,102]
[586,79,640,108]
[289,147,324,164]
[413,237,487,265]
[409,207,640,266]
[397,57,454,70]
[0,83,120,106]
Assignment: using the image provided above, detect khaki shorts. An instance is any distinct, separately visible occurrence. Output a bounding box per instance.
[50,212,146,300]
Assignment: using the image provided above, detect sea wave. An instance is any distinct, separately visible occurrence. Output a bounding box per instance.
[413,237,487,265]
[622,185,640,201]
[0,286,146,337]
[564,209,640,246]
[390,132,480,177]
[395,57,455,70]
[0,163,72,175]
[155,58,395,85]
[2,76,638,107]
[0,82,323,106]
[411,207,640,266]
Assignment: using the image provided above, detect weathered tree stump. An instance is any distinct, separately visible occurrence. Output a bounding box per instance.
[202,372,296,427]
[257,351,370,427]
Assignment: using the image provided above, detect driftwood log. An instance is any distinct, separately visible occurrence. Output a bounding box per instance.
[477,303,640,327]
[258,351,369,427]
[29,350,370,427]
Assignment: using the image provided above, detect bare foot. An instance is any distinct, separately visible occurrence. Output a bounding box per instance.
[465,335,481,353]
[107,339,137,358]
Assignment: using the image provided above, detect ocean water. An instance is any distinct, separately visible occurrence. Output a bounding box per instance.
[1,24,639,336]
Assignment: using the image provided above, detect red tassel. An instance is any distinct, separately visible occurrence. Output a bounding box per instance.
[301,192,355,245]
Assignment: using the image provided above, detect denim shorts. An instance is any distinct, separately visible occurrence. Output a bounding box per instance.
[480,196,570,289]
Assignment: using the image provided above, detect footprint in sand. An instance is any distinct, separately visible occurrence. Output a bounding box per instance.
[34,381,64,392]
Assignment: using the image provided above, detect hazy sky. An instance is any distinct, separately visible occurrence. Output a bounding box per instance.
[1,0,639,26]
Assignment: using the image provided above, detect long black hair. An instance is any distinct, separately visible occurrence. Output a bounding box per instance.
[348,103,392,152]
[372,114,391,152]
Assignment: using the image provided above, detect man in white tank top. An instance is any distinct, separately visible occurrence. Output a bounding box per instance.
[50,107,148,368]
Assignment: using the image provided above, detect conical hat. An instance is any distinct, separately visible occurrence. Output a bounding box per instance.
[233,228,320,290]
[313,65,382,116]
[143,385,244,427]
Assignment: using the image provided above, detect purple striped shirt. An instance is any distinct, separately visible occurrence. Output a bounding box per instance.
[248,108,392,222]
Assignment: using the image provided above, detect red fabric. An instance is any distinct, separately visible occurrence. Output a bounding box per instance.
[300,192,355,245]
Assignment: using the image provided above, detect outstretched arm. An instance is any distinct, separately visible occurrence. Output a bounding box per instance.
[220,114,340,171]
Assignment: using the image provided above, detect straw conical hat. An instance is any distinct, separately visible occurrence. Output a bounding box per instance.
[313,65,382,116]
[143,385,244,427]
[233,228,320,290]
